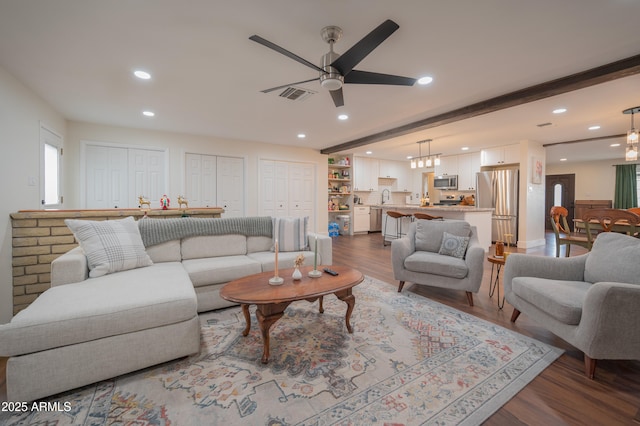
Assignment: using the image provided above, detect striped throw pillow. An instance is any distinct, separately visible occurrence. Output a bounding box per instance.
[272,217,309,252]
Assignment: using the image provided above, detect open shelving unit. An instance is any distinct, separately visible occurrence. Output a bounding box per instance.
[328,157,352,234]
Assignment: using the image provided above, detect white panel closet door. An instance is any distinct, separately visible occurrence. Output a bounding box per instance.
[260,160,276,217]
[129,149,166,208]
[217,156,244,217]
[185,153,203,206]
[259,159,316,225]
[85,145,128,209]
[274,162,289,217]
[201,155,217,207]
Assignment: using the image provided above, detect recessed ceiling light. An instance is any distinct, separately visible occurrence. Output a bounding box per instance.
[553,108,567,114]
[407,155,413,159]
[366,151,373,155]
[134,70,151,80]
[611,143,621,147]
[588,125,601,130]
[297,133,306,139]
[560,158,567,161]
[461,147,469,151]
[142,111,155,117]
[338,114,349,121]
[418,76,433,85]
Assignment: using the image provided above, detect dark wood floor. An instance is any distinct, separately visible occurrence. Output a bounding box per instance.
[331,232,640,426]
[1,233,638,425]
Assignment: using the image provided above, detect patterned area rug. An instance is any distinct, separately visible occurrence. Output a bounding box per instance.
[1,276,562,425]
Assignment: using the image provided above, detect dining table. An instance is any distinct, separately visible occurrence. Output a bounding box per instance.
[573,218,637,234]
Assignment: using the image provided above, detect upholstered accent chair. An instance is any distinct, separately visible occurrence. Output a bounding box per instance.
[504,232,640,379]
[391,219,485,306]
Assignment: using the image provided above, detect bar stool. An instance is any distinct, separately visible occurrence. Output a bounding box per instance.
[413,212,443,220]
[383,211,413,246]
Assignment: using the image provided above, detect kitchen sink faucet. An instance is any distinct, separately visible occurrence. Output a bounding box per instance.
[381,189,390,204]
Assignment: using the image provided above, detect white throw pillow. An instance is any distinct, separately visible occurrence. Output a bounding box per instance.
[65,216,153,278]
[272,217,308,252]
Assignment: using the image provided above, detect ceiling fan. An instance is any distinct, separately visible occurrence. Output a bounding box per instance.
[249,19,416,107]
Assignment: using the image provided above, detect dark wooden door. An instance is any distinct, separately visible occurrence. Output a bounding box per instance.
[545,174,576,230]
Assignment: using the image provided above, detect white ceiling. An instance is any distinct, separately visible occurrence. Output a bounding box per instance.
[1,0,639,165]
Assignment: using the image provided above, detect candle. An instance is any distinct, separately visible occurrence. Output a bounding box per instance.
[313,236,318,270]
[274,239,279,277]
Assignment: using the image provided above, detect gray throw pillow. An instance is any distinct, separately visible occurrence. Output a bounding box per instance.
[438,231,470,258]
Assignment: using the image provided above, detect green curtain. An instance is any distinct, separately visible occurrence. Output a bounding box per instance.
[614,164,637,208]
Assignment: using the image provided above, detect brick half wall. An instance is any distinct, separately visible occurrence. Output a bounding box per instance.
[10,208,223,316]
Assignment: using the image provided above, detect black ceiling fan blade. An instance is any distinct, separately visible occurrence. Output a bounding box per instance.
[329,88,344,107]
[330,19,399,76]
[249,35,325,73]
[344,70,416,86]
[260,78,320,93]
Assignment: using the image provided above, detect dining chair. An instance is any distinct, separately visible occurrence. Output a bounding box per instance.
[582,208,640,248]
[549,206,590,257]
[627,207,640,216]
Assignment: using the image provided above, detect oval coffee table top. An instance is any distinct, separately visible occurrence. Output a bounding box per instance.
[220,265,364,305]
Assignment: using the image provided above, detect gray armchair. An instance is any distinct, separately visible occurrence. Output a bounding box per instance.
[504,232,640,379]
[391,219,485,306]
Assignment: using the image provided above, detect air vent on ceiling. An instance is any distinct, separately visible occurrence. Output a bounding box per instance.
[279,86,316,101]
[537,122,553,128]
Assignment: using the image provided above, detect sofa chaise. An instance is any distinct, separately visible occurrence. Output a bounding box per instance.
[0,215,331,402]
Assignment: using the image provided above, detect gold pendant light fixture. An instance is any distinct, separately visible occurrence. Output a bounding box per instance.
[623,106,640,161]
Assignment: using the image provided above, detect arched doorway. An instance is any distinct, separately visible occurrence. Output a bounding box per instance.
[545,174,576,230]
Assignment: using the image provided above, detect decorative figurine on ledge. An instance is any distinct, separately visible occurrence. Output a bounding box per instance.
[138,195,151,209]
[160,194,170,210]
[177,195,189,209]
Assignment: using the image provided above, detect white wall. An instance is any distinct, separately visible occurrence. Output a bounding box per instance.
[66,122,328,226]
[0,66,66,323]
[546,158,619,201]
[519,140,546,248]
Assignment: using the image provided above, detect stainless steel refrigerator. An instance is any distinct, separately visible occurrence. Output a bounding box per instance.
[476,169,519,243]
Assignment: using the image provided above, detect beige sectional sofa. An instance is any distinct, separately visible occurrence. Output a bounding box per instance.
[0,216,331,402]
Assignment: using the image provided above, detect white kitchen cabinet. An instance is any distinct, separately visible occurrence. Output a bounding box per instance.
[353,156,379,191]
[378,160,396,179]
[377,159,411,191]
[353,205,370,233]
[457,152,481,191]
[481,144,521,166]
[434,155,458,176]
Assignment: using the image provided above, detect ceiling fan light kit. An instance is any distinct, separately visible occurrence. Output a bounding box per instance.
[623,106,640,161]
[250,19,417,108]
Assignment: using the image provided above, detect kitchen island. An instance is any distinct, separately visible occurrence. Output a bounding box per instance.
[379,205,493,251]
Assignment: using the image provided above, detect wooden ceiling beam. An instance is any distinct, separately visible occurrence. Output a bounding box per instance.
[321,53,640,155]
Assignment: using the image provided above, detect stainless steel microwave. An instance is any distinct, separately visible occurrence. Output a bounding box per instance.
[434,175,458,190]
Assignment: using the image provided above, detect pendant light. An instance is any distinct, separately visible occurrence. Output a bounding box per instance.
[410,139,441,169]
[623,106,640,161]
[425,139,433,167]
[410,140,425,169]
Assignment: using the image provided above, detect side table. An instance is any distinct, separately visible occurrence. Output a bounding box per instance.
[487,255,507,309]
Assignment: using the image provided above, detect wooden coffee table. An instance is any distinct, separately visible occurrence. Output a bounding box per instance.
[220,265,364,364]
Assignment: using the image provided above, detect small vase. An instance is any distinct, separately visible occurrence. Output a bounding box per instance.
[292,267,302,280]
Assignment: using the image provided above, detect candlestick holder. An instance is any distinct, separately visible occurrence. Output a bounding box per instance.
[308,269,322,278]
[269,276,284,285]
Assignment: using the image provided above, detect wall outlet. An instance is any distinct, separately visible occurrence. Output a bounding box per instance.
[28,176,37,186]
